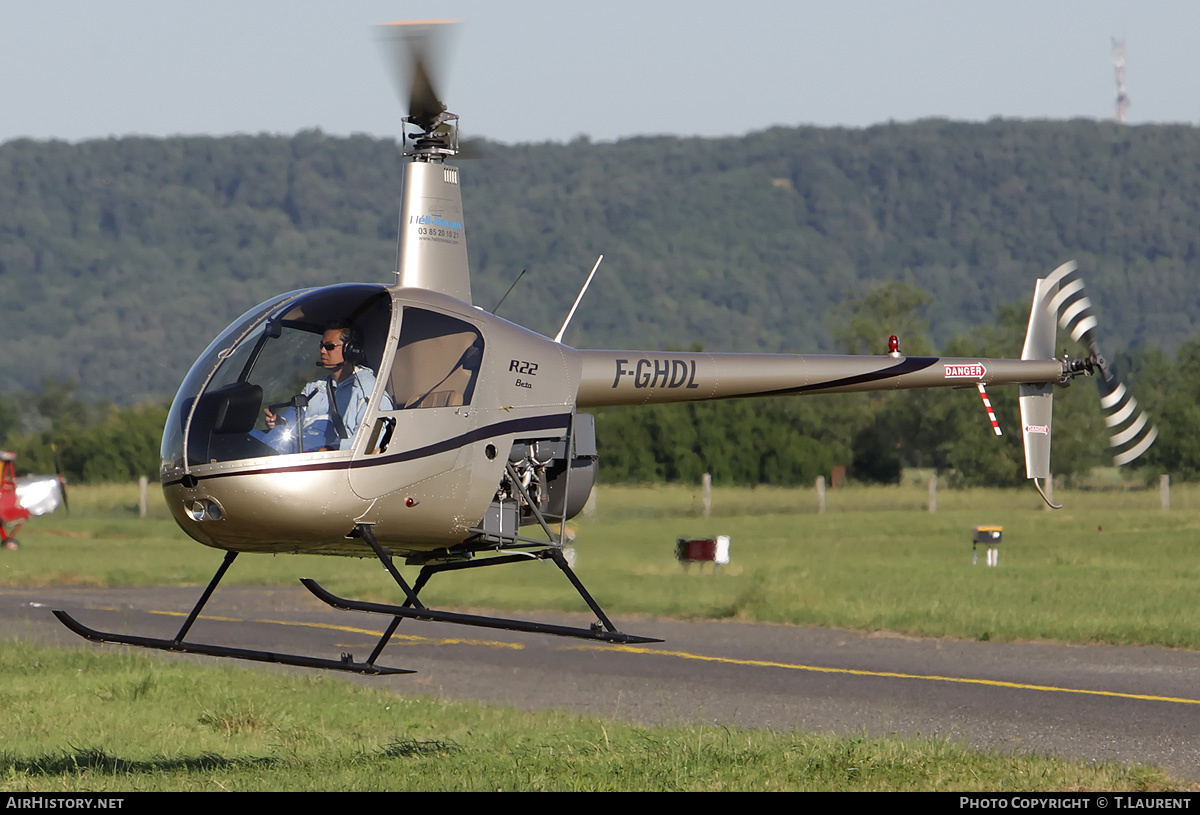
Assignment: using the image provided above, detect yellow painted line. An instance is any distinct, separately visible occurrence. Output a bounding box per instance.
[119,607,1195,704]
[148,610,241,622]
[574,645,1200,707]
[145,608,522,650]
[257,618,525,650]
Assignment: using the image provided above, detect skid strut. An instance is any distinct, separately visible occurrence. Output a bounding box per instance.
[52,551,414,676]
[301,524,662,645]
[53,524,660,675]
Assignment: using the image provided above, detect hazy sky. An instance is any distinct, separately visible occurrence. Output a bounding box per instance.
[2,1,1191,146]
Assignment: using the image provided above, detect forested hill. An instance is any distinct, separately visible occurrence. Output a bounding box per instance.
[1,119,1197,403]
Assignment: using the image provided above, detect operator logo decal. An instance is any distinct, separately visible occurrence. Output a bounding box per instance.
[612,358,700,389]
[410,212,463,245]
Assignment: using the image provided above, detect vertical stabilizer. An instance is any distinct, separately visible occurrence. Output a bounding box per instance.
[1019,277,1057,480]
[396,161,472,303]
[1019,384,1053,480]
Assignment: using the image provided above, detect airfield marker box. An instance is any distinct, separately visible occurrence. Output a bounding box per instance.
[676,535,731,569]
[972,525,1003,567]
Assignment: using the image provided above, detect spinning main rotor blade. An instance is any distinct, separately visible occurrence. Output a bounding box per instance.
[1042,261,1158,466]
[376,19,458,132]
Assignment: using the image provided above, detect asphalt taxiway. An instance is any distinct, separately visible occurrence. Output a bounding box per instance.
[4,584,1198,780]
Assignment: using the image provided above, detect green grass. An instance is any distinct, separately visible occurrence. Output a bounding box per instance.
[562,484,1200,648]
[0,641,1183,792]
[5,479,1200,649]
[5,481,1198,791]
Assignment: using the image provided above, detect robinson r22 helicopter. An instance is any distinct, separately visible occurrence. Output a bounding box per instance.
[54,21,1157,675]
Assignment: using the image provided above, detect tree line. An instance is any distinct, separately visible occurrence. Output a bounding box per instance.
[3,119,1200,403]
[0,282,1192,488]
[0,381,167,483]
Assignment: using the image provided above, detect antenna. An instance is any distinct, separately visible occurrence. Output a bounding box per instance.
[491,269,527,314]
[554,255,604,344]
[1112,38,1130,124]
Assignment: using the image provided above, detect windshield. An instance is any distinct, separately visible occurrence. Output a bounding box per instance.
[161,284,393,475]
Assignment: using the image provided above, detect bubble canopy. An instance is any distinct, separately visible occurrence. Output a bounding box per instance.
[161,284,393,476]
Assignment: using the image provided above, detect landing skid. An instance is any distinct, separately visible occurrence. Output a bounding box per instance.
[51,551,412,675]
[52,608,412,675]
[52,525,658,675]
[302,525,660,645]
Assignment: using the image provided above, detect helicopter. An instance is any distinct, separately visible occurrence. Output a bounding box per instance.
[54,21,1157,676]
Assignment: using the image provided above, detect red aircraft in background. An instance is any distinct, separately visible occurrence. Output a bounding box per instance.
[0,451,66,550]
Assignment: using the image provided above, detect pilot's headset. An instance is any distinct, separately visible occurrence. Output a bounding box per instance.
[330,321,366,366]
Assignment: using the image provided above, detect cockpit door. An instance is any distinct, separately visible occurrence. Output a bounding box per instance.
[348,305,486,503]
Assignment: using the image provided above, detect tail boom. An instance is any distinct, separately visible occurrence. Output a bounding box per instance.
[575,350,1064,408]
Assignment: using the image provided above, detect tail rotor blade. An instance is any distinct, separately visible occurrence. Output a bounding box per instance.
[1098,378,1158,466]
[1042,261,1099,346]
[1041,261,1157,467]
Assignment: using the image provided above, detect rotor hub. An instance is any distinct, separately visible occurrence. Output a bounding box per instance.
[403,113,460,161]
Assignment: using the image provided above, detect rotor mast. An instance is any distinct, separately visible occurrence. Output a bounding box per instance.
[382,20,473,303]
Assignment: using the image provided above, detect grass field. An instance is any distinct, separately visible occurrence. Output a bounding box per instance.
[4,478,1198,649]
[3,479,1198,791]
[0,641,1183,792]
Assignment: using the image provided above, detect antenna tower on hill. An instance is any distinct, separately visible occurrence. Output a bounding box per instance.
[1112,38,1130,124]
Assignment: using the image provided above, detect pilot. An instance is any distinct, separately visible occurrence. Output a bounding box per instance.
[263,321,392,451]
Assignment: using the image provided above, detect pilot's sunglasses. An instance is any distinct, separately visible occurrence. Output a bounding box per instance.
[319,342,344,351]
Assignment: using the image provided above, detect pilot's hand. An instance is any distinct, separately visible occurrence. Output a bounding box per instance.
[264,408,278,429]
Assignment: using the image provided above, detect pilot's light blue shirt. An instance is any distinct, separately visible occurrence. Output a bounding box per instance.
[257,366,392,453]
[302,368,375,438]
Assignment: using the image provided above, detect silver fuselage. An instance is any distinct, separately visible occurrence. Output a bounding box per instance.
[161,160,1067,559]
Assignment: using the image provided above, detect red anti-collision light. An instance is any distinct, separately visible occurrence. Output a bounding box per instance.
[888,335,900,353]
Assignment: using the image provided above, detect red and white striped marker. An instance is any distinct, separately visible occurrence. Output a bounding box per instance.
[977,383,1002,436]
